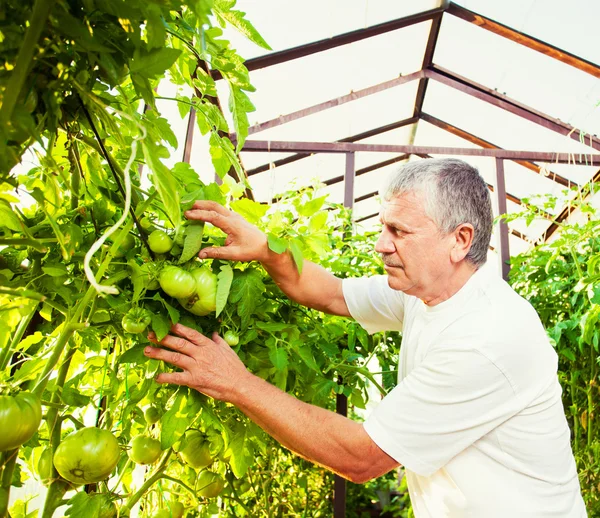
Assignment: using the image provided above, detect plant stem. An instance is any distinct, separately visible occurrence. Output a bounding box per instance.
[0,449,18,518]
[69,140,82,211]
[0,0,57,124]
[121,450,172,516]
[160,475,196,497]
[0,302,38,371]
[0,238,48,252]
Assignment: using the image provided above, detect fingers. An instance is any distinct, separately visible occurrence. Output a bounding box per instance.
[144,346,191,370]
[155,371,189,385]
[198,245,240,260]
[185,202,235,234]
[148,330,198,355]
[170,323,212,347]
[189,200,230,215]
[212,332,228,347]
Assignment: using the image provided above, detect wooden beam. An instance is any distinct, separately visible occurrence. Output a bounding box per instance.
[425,65,600,152]
[447,2,600,79]
[420,112,576,188]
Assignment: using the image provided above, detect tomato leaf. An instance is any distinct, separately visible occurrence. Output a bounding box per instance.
[0,199,23,231]
[178,222,204,264]
[289,239,304,275]
[216,264,233,317]
[161,391,188,450]
[129,48,182,78]
[64,492,102,518]
[267,234,287,254]
[213,0,272,50]
[118,345,149,365]
[151,313,171,341]
[229,270,266,327]
[226,421,253,478]
[295,342,320,372]
[230,198,268,225]
[268,344,288,371]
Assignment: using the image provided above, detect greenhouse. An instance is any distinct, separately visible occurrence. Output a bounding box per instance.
[0,0,599,517]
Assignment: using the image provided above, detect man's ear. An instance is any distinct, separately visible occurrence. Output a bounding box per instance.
[450,223,474,263]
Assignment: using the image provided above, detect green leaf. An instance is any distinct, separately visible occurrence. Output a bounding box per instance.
[131,73,156,108]
[42,264,68,277]
[592,286,600,305]
[0,199,23,231]
[309,211,328,232]
[268,345,288,371]
[192,68,218,97]
[289,238,304,275]
[178,222,205,264]
[296,196,327,217]
[229,269,266,327]
[152,313,171,341]
[118,345,149,364]
[230,198,268,224]
[64,492,102,518]
[228,84,255,152]
[209,132,232,179]
[213,0,272,50]
[295,343,320,372]
[226,421,252,478]
[130,48,182,78]
[142,142,181,228]
[145,5,166,49]
[216,264,233,317]
[267,234,287,254]
[162,299,181,326]
[161,392,188,450]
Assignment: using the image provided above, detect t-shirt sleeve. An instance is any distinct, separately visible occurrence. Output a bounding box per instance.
[363,345,521,476]
[342,276,405,334]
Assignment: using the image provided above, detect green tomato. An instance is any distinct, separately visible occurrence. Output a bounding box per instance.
[0,392,42,451]
[148,230,173,254]
[91,493,117,518]
[38,447,54,486]
[114,233,136,258]
[159,266,196,299]
[197,470,225,498]
[129,435,162,465]
[223,331,239,347]
[144,406,161,425]
[177,267,217,316]
[121,307,152,334]
[153,502,184,518]
[179,431,213,469]
[53,427,120,485]
[139,216,154,231]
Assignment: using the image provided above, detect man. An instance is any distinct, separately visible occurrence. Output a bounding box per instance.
[144,158,586,517]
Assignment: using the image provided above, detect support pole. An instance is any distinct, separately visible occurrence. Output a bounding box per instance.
[495,158,510,280]
[334,152,355,518]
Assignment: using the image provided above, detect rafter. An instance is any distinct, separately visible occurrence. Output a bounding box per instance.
[425,65,600,152]
[447,2,600,79]
[211,8,445,80]
[420,113,576,188]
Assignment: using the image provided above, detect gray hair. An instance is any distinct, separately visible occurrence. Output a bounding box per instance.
[381,158,493,268]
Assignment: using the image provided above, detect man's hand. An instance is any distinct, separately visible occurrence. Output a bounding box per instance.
[185,200,269,263]
[144,323,250,401]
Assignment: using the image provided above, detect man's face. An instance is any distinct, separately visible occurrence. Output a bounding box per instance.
[375,191,455,298]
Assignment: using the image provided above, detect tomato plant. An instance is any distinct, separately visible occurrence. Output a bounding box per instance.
[0,392,42,451]
[223,331,240,347]
[179,431,213,469]
[129,435,162,465]
[159,266,196,299]
[178,267,218,316]
[53,427,121,485]
[148,230,173,255]
[122,307,152,334]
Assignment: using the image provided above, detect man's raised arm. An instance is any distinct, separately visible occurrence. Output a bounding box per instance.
[185,200,351,317]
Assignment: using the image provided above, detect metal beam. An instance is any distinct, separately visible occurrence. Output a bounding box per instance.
[420,112,577,188]
[413,11,444,117]
[182,109,196,163]
[447,2,600,79]
[247,117,418,176]
[241,140,600,163]
[425,65,600,152]
[244,71,425,137]
[344,153,356,209]
[495,159,511,280]
[324,154,411,187]
[211,8,445,80]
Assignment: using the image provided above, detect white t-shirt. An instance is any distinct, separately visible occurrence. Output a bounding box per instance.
[343,268,586,518]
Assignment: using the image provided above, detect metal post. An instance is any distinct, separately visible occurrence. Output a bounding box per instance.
[182,109,196,163]
[333,152,355,518]
[495,158,510,280]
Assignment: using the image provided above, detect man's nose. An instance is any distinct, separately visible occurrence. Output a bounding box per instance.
[375,231,395,254]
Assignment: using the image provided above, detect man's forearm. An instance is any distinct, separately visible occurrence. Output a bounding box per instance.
[229,371,399,483]
[261,249,349,316]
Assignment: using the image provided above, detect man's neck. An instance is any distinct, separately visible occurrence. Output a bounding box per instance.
[421,264,478,307]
